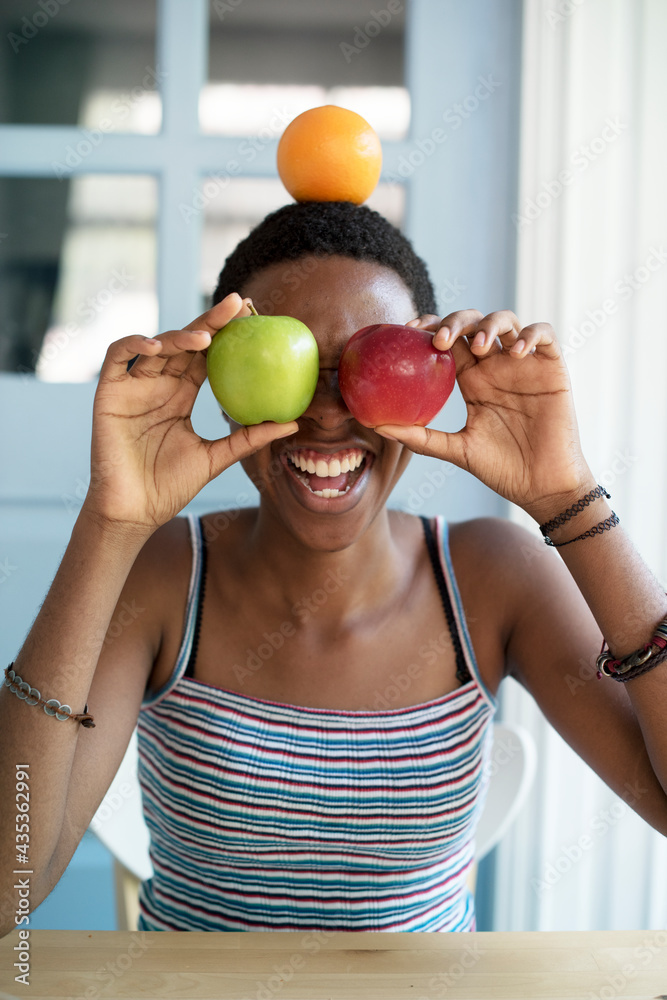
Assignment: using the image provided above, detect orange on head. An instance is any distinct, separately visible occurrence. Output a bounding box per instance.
[277,105,382,205]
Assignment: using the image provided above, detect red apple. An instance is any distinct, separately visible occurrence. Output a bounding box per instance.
[338,324,456,427]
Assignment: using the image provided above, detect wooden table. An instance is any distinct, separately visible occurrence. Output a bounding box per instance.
[1,929,666,999]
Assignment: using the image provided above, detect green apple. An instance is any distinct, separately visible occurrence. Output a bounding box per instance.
[206,314,319,425]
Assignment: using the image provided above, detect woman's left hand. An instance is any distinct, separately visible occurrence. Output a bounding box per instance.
[375,309,594,519]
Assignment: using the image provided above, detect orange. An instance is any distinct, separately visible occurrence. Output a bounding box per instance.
[277,105,382,205]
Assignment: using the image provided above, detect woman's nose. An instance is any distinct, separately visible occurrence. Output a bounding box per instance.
[300,367,351,429]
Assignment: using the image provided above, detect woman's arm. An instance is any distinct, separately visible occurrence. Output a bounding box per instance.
[378,309,667,828]
[0,513,159,936]
[0,297,297,937]
[526,485,667,803]
[464,516,667,834]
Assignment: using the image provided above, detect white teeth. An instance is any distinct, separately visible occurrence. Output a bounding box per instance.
[312,486,351,498]
[288,450,366,481]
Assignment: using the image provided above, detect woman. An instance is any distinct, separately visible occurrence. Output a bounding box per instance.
[2,202,666,935]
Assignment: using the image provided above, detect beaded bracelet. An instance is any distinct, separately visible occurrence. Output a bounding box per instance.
[597,615,667,682]
[3,664,95,728]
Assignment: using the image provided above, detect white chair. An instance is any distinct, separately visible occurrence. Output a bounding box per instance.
[91,721,537,928]
[464,721,537,895]
[475,721,537,861]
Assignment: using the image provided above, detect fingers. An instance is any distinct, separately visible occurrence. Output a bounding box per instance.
[127,330,212,380]
[506,321,561,360]
[157,296,256,380]
[111,292,251,383]
[431,309,485,351]
[432,310,560,361]
[375,424,468,471]
[206,421,299,479]
[406,314,442,332]
[183,292,246,336]
[100,334,165,382]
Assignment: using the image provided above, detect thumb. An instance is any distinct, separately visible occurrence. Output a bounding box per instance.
[206,421,298,478]
[375,424,469,471]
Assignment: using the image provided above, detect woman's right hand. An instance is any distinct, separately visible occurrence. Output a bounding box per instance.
[81,293,298,535]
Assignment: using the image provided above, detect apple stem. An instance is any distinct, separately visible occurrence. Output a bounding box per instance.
[248,301,259,316]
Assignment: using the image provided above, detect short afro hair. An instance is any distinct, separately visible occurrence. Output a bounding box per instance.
[212,201,437,315]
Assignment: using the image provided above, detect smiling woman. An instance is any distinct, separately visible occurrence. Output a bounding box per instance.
[1,200,667,938]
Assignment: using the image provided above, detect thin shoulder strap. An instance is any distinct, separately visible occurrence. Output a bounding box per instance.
[420,515,472,686]
[183,517,207,679]
[433,515,497,710]
[141,513,204,707]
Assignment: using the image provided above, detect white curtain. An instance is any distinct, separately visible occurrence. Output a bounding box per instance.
[493,0,667,931]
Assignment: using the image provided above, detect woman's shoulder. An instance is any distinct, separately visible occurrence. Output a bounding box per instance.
[446,516,554,683]
[448,514,541,560]
[448,513,572,627]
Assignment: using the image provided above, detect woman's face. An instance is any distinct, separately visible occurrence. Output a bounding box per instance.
[233,255,419,551]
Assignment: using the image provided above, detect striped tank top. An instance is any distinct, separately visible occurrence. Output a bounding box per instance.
[137,514,497,932]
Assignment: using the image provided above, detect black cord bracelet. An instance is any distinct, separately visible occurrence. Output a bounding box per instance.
[542,511,620,548]
[539,484,611,537]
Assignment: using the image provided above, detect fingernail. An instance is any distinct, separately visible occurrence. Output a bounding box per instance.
[144,338,161,345]
[435,326,451,346]
[511,339,526,354]
[275,423,298,437]
[472,332,486,348]
[375,428,398,441]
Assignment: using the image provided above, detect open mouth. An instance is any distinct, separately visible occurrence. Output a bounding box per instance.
[284,447,369,498]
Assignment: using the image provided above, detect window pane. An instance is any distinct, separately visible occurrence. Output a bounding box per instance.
[204,0,409,140]
[201,177,406,310]
[0,175,158,381]
[0,0,160,133]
